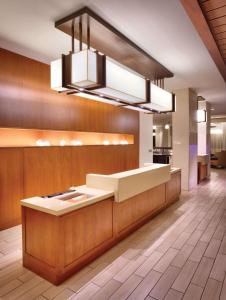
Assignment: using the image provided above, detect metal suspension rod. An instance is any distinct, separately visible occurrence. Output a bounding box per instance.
[79,16,83,51]
[71,19,75,53]
[87,15,90,49]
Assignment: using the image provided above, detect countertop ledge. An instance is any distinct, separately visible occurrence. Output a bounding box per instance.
[170,167,181,174]
[21,186,114,216]
[144,163,181,175]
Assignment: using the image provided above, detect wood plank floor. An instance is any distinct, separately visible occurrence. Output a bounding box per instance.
[1,169,226,299]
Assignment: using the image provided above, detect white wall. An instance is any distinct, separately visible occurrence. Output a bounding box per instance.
[189,89,198,189]
[198,122,207,154]
[139,112,153,167]
[172,88,198,190]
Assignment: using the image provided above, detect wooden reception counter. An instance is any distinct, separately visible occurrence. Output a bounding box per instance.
[21,164,181,285]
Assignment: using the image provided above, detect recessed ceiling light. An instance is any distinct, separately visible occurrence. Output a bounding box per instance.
[210,108,215,111]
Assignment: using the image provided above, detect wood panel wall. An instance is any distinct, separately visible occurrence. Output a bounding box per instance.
[0,48,138,135]
[0,48,139,230]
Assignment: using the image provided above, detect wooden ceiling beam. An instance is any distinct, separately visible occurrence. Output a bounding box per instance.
[180,0,226,82]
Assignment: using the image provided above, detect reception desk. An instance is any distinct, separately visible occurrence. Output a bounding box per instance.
[21,164,181,284]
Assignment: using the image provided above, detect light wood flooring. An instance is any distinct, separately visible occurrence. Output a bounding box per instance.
[1,169,226,299]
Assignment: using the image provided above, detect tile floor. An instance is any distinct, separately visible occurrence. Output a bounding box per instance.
[1,169,226,299]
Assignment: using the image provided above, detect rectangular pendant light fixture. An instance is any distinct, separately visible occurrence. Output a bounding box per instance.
[51,7,175,113]
[75,92,123,106]
[93,57,147,104]
[141,83,174,112]
[61,49,105,90]
[50,59,68,92]
[70,49,105,89]
[123,105,153,113]
[50,52,175,113]
[72,49,98,87]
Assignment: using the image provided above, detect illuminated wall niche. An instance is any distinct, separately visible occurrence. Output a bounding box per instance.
[0,128,134,147]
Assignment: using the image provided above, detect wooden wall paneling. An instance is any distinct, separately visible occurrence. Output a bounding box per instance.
[63,198,113,266]
[0,48,139,230]
[211,16,226,28]
[0,148,24,229]
[124,144,139,170]
[70,145,135,186]
[218,38,226,45]
[214,24,226,34]
[202,0,226,11]
[0,50,23,127]
[198,0,226,65]
[198,163,208,183]
[216,31,226,40]
[166,172,181,204]
[23,147,72,197]
[206,6,226,20]
[0,48,139,135]
[24,207,58,267]
[114,184,166,234]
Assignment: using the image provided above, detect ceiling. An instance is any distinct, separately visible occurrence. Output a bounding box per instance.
[0,0,225,114]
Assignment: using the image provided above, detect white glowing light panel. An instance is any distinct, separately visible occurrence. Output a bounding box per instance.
[76,92,122,106]
[197,109,206,122]
[142,83,173,112]
[50,59,67,92]
[124,105,151,113]
[71,49,97,88]
[95,57,146,104]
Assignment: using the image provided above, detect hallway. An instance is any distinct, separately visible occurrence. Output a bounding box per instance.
[1,169,226,299]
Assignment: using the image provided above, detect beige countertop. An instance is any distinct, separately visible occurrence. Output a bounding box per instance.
[87,164,170,202]
[21,186,114,216]
[21,163,178,216]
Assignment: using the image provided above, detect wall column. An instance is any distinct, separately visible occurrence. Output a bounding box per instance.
[139,113,153,167]
[172,88,198,190]
[198,100,211,176]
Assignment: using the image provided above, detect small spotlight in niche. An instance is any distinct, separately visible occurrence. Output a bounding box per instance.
[59,139,66,146]
[71,140,83,146]
[36,139,51,147]
[120,140,128,145]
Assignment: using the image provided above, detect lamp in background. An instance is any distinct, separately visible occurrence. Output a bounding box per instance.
[141,83,175,112]
[210,128,223,135]
[197,109,206,122]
